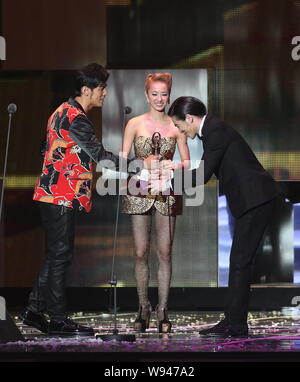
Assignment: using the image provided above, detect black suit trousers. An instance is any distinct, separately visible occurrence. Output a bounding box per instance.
[224,198,276,325]
[27,202,76,321]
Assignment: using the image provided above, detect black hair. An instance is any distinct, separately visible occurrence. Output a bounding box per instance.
[168,96,207,120]
[74,63,109,96]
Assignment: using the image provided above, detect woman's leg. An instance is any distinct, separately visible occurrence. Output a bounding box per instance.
[131,213,152,311]
[154,211,176,316]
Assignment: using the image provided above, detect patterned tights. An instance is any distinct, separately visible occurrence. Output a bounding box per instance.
[131,210,176,319]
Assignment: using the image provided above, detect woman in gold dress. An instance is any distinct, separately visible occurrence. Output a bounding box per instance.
[122,73,190,333]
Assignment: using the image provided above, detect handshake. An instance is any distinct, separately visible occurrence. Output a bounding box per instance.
[142,155,175,194]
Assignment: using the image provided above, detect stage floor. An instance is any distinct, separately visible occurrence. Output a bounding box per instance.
[1,309,300,362]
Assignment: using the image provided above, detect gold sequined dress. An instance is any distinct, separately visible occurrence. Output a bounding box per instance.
[122,136,182,216]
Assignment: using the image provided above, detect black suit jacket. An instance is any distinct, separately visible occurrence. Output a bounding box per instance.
[176,114,278,218]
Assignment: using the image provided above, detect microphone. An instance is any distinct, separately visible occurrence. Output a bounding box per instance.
[124,106,132,115]
[8,103,17,114]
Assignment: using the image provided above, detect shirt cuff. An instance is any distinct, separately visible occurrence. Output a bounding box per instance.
[166,170,174,190]
[138,169,150,181]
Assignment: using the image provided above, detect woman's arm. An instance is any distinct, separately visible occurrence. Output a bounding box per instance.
[122,118,136,157]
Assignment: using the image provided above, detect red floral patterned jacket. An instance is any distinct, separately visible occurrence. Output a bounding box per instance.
[33,98,120,212]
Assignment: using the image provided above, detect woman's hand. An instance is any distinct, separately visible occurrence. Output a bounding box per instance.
[159,159,176,170]
[149,177,171,194]
[143,155,160,170]
[148,168,173,194]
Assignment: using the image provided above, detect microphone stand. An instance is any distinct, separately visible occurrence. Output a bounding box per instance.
[0,105,17,226]
[0,104,24,343]
[96,106,136,342]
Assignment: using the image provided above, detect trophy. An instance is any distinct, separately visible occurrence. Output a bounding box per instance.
[140,132,162,192]
[151,131,161,156]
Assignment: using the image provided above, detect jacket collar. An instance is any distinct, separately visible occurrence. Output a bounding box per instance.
[68,97,86,115]
[201,114,213,137]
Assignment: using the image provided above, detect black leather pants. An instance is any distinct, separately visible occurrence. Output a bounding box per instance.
[27,202,76,321]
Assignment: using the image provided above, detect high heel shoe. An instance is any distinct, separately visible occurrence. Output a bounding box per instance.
[133,304,152,332]
[156,306,172,333]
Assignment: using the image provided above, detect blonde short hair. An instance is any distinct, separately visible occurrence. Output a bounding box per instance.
[144,72,172,94]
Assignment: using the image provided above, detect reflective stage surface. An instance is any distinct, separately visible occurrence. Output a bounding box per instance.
[2,310,300,361]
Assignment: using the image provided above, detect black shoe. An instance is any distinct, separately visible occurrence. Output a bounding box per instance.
[156,306,172,334]
[133,304,152,333]
[19,309,48,334]
[48,318,94,336]
[199,320,248,338]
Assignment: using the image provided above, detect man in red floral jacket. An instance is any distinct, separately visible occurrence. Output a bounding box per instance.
[20,63,132,336]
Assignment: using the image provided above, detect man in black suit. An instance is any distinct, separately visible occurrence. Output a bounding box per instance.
[166,96,278,337]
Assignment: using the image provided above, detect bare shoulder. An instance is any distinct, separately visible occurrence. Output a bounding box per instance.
[126,114,146,129]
